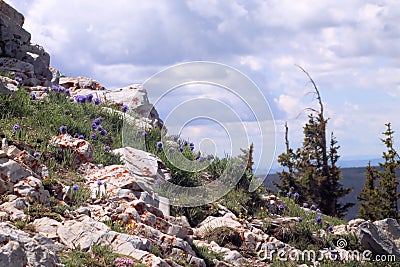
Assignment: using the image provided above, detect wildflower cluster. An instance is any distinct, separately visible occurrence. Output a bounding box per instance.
[51,85,66,93]
[91,117,107,138]
[286,187,300,201]
[237,211,248,221]
[114,257,136,267]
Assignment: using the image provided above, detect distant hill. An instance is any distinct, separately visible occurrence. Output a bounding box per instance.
[257,158,382,175]
[263,167,372,221]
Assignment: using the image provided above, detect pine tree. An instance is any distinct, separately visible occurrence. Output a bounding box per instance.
[357,123,400,220]
[246,143,254,172]
[238,144,255,190]
[276,66,353,217]
[357,162,381,220]
[378,123,399,219]
[324,133,354,217]
[274,122,299,194]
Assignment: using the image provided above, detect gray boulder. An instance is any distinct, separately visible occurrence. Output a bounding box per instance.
[357,218,400,259]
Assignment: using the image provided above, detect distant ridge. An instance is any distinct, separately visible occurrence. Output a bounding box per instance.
[257,157,382,175]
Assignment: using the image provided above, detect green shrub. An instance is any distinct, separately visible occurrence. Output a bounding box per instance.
[203,226,242,249]
[193,245,225,267]
[61,244,146,267]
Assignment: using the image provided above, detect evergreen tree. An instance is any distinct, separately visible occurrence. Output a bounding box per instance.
[358,123,400,220]
[238,144,255,190]
[378,123,399,219]
[246,143,254,172]
[274,122,299,194]
[357,162,381,220]
[324,133,354,217]
[276,66,353,217]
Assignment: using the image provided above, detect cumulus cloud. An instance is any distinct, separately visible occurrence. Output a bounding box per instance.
[7,0,400,168]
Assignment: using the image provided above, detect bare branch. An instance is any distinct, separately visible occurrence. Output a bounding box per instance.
[295,64,324,116]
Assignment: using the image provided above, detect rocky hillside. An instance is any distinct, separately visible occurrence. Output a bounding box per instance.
[0,2,399,267]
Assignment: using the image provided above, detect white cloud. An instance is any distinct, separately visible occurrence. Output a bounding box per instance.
[7,0,400,167]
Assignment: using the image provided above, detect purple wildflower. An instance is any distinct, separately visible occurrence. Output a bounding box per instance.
[240,164,245,169]
[33,151,40,158]
[87,94,93,102]
[169,147,175,152]
[157,141,163,148]
[42,88,47,92]
[311,204,317,210]
[297,217,304,223]
[59,125,68,134]
[92,133,97,139]
[121,105,129,113]
[72,184,79,191]
[293,192,299,199]
[31,93,36,100]
[91,123,97,130]
[78,135,84,140]
[278,204,284,210]
[76,95,87,103]
[290,187,295,191]
[315,216,322,224]
[316,208,321,213]
[190,146,194,151]
[65,89,70,96]
[104,145,110,151]
[93,118,101,125]
[97,180,103,186]
[97,125,103,131]
[195,154,201,160]
[70,98,74,102]
[94,98,101,105]
[303,203,309,208]
[13,123,20,132]
[154,178,162,187]
[286,192,291,198]
[189,142,194,147]
[100,129,107,136]
[15,77,22,84]
[183,140,188,146]
[142,131,148,137]
[178,147,183,152]
[328,225,334,232]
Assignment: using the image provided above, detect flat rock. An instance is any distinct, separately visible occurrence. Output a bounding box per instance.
[31,217,62,239]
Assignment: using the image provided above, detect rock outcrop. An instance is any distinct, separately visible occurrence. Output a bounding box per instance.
[0,1,52,86]
[0,222,62,267]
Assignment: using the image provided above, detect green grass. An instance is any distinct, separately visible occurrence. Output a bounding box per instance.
[193,245,225,267]
[0,88,123,174]
[61,244,147,267]
[280,197,346,226]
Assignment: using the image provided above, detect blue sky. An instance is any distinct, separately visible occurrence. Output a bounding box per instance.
[8,0,400,173]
